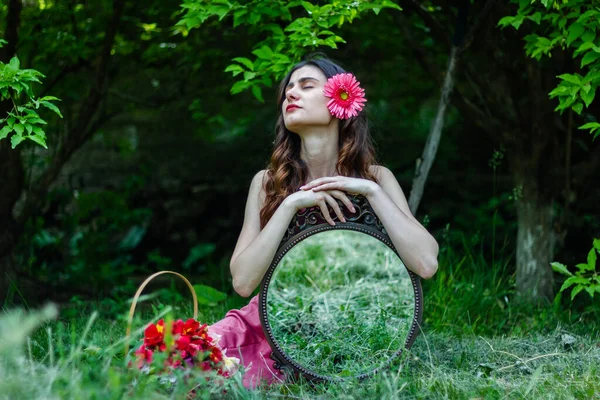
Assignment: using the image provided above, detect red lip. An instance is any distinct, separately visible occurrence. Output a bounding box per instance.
[286,104,300,112]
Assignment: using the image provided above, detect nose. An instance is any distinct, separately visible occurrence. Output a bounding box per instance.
[286,87,299,102]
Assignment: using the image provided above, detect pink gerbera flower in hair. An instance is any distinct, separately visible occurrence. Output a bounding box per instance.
[323,73,367,119]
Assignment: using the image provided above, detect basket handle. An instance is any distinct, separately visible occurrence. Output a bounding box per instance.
[124,270,198,355]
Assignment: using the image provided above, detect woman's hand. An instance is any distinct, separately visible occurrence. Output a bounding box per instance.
[300,176,380,198]
[283,189,356,226]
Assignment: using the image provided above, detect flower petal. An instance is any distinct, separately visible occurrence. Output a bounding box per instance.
[323,72,367,120]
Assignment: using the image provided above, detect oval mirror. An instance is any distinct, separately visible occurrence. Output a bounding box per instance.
[259,195,422,382]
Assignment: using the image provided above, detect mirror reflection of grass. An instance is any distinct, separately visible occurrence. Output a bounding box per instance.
[267,230,415,377]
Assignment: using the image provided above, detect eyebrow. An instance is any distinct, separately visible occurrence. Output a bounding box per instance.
[286,76,320,88]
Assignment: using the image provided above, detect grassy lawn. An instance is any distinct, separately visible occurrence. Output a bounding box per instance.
[1,304,598,399]
[2,234,599,399]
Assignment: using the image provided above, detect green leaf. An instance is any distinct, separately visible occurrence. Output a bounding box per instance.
[224,64,244,77]
[567,22,585,46]
[8,56,20,70]
[581,51,600,68]
[576,260,594,272]
[301,1,315,13]
[529,12,542,25]
[252,45,273,60]
[497,16,515,28]
[39,96,60,101]
[581,31,596,43]
[11,133,24,149]
[559,275,587,292]
[32,125,46,138]
[571,284,586,301]
[233,8,248,28]
[582,83,592,94]
[27,117,47,125]
[230,80,251,94]
[575,41,595,56]
[572,102,584,115]
[581,88,596,108]
[243,71,256,81]
[41,101,63,118]
[579,122,600,130]
[251,85,264,103]
[588,248,597,270]
[13,123,24,136]
[511,15,525,30]
[594,238,600,251]
[6,117,15,128]
[569,85,580,98]
[381,0,402,11]
[232,57,254,71]
[193,284,227,306]
[551,262,572,276]
[558,74,581,85]
[555,95,576,113]
[0,125,11,140]
[585,285,596,298]
[27,133,48,149]
[549,85,569,97]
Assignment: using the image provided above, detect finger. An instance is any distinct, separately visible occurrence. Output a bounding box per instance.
[327,190,356,213]
[310,182,345,192]
[316,196,335,226]
[323,192,346,223]
[300,177,339,190]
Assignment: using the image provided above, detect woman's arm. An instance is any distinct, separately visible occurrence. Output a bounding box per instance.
[229,170,296,297]
[299,166,439,279]
[366,166,439,279]
[230,170,354,297]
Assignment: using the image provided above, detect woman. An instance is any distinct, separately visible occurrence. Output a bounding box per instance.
[209,56,439,388]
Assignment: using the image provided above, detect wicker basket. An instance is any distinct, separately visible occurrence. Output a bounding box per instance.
[124,270,198,355]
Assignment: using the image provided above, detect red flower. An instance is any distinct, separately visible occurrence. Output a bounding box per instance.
[132,317,239,378]
[323,73,367,119]
[210,347,223,363]
[175,334,191,351]
[143,319,165,348]
[135,344,154,368]
[172,319,184,335]
[182,319,200,335]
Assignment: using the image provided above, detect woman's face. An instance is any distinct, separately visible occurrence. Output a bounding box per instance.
[281,65,335,133]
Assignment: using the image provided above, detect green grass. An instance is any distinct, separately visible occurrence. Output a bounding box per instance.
[2,306,598,399]
[268,230,414,378]
[2,232,599,399]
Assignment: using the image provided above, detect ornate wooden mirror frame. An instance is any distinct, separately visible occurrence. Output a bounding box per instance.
[258,194,423,382]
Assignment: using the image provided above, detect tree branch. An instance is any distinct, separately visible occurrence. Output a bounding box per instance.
[458,0,498,53]
[40,58,90,97]
[399,0,452,51]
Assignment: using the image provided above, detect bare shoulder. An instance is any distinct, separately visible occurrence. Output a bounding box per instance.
[368,165,395,183]
[249,169,268,203]
[368,165,416,216]
[251,169,268,187]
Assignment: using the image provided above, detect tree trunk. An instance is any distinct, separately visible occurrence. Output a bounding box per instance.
[513,166,556,303]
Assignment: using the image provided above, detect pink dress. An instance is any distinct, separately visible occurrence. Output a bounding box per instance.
[208,295,285,388]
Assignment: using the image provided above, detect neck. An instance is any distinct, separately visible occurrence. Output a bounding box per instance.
[298,127,339,183]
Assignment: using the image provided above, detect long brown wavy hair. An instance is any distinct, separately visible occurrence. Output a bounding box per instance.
[259,56,379,228]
